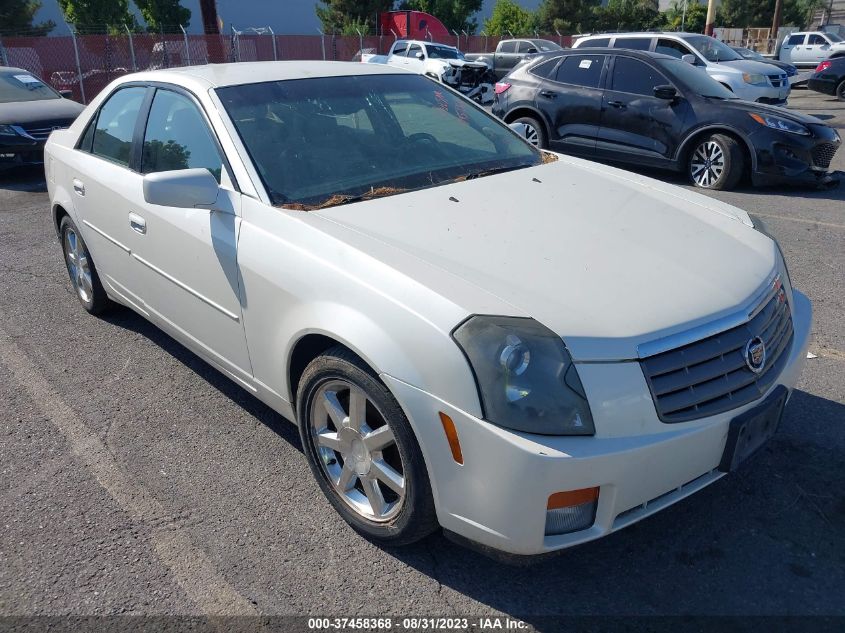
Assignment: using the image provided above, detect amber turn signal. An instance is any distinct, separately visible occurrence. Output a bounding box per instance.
[547,487,599,510]
[439,412,463,465]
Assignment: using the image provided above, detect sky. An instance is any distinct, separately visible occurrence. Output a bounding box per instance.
[34,0,545,35]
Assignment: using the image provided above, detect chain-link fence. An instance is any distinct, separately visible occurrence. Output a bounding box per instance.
[0,30,577,104]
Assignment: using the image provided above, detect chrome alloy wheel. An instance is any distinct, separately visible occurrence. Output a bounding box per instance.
[308,380,406,522]
[521,122,540,147]
[64,227,93,303]
[690,140,725,188]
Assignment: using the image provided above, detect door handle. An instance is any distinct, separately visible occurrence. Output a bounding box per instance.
[72,179,85,196]
[128,212,147,235]
[607,100,627,108]
[539,90,557,99]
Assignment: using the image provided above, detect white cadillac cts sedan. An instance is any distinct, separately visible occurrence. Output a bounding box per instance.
[45,62,812,557]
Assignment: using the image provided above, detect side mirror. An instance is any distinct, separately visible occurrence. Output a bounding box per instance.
[416,52,424,59]
[142,168,219,208]
[59,89,73,98]
[653,84,678,100]
[682,54,697,65]
[527,47,538,54]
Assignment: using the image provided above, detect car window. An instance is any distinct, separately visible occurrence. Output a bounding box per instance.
[554,55,605,88]
[614,37,652,51]
[0,71,61,103]
[786,34,805,46]
[808,34,827,45]
[827,32,842,42]
[581,37,609,47]
[392,42,409,57]
[499,41,516,53]
[610,56,668,95]
[427,45,460,59]
[141,89,223,182]
[530,57,560,78]
[407,43,423,58]
[90,86,146,167]
[517,41,536,53]
[656,39,691,59]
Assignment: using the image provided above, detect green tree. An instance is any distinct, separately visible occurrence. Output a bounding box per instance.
[58,0,137,32]
[483,0,536,36]
[134,0,190,33]
[592,0,662,32]
[536,0,601,34]
[717,0,824,28]
[315,0,393,34]
[661,0,707,32]
[0,0,54,34]
[398,0,483,33]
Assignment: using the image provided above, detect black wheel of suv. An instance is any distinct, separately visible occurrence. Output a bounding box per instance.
[836,79,845,102]
[296,345,439,546]
[59,215,112,315]
[688,133,744,190]
[513,115,546,149]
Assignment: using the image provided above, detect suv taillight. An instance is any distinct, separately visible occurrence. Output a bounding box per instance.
[494,82,511,95]
[815,60,832,73]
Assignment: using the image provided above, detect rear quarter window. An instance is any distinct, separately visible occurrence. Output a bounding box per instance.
[530,57,560,78]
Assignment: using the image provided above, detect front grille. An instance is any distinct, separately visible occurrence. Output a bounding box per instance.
[641,277,793,423]
[811,143,838,169]
[768,73,788,87]
[21,126,59,141]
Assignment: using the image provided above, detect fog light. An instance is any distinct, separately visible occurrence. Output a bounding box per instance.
[545,487,598,536]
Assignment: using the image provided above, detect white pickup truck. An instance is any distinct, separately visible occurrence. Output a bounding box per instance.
[362,40,494,103]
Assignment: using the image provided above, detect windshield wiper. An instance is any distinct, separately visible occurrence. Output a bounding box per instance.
[456,164,533,182]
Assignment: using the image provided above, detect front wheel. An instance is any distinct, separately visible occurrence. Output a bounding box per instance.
[296,346,438,546]
[688,133,744,190]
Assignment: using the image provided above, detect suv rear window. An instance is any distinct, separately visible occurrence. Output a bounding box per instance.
[786,34,805,46]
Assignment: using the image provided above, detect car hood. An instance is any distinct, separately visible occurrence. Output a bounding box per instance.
[312,156,777,361]
[445,58,489,69]
[714,59,785,75]
[0,97,84,125]
[716,97,827,125]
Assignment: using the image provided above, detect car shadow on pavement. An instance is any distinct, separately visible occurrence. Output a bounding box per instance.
[384,388,845,620]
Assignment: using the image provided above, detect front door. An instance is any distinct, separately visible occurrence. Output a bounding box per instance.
[539,53,607,157]
[595,55,690,168]
[131,87,252,381]
[806,33,832,64]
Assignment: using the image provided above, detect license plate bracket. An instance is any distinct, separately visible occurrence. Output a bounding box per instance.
[718,386,788,473]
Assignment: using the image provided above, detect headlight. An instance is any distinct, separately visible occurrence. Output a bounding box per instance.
[742,72,768,85]
[453,316,594,435]
[749,112,810,136]
[0,125,20,137]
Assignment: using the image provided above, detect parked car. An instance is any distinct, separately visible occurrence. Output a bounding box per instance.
[361,39,494,102]
[493,49,840,190]
[731,46,799,79]
[574,32,791,104]
[808,57,845,100]
[46,61,812,558]
[464,38,562,79]
[778,31,845,68]
[0,67,84,169]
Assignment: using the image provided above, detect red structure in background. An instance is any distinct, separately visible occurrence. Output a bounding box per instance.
[379,10,451,41]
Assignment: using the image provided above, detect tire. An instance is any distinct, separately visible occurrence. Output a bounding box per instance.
[513,115,547,149]
[59,215,112,315]
[296,345,438,546]
[836,79,845,102]
[687,133,744,191]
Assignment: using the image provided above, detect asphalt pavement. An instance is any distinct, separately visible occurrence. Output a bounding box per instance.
[0,89,843,631]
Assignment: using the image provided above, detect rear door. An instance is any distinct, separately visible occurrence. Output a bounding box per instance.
[495,41,519,76]
[780,33,807,64]
[537,53,607,156]
[595,55,690,167]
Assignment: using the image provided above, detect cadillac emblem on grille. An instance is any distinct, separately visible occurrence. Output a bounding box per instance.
[745,336,767,374]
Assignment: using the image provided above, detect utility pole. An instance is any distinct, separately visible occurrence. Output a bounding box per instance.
[705,0,717,35]
[771,0,784,46]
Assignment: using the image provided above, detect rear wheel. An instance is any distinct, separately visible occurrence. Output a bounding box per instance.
[688,133,744,190]
[296,346,438,545]
[513,115,546,149]
[836,79,845,102]
[59,215,111,314]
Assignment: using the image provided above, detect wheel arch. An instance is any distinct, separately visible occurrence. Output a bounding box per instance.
[502,106,550,140]
[52,202,70,238]
[676,125,756,173]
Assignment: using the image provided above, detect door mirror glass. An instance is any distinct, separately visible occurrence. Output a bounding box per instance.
[653,84,677,100]
[416,51,424,59]
[59,89,73,98]
[142,168,219,208]
[682,54,697,65]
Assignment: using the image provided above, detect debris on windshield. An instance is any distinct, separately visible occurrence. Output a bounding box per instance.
[281,186,407,211]
[542,151,559,164]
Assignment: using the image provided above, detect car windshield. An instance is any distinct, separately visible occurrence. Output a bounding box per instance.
[0,72,60,103]
[658,59,738,99]
[427,45,462,59]
[217,73,540,208]
[685,35,743,62]
[826,32,843,42]
[534,40,562,52]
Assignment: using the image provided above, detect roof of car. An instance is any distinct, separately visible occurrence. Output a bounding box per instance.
[578,32,702,39]
[111,60,407,91]
[543,47,677,61]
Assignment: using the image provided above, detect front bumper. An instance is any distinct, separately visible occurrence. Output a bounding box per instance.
[731,82,790,105]
[385,290,812,556]
[808,76,840,96]
[750,123,841,187]
[0,138,46,168]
